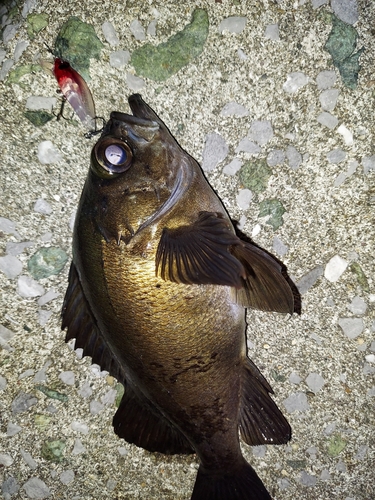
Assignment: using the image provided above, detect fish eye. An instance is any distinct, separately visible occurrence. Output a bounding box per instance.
[93,137,133,177]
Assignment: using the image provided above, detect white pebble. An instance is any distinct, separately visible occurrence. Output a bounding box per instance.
[283,72,309,93]
[22,477,50,499]
[319,88,339,111]
[289,372,302,384]
[362,155,375,174]
[7,422,22,436]
[338,317,364,339]
[72,439,86,455]
[337,124,354,146]
[248,120,273,146]
[0,58,14,81]
[267,149,285,166]
[71,421,89,434]
[59,371,75,385]
[38,309,53,326]
[201,132,228,172]
[0,217,20,237]
[264,24,279,41]
[0,255,23,279]
[130,19,146,40]
[109,50,130,68]
[316,70,337,89]
[90,400,104,415]
[223,158,243,176]
[286,145,302,170]
[14,40,29,62]
[38,289,60,306]
[251,224,261,237]
[78,382,93,398]
[33,198,52,215]
[316,112,338,130]
[272,236,288,256]
[118,446,128,456]
[102,22,119,46]
[126,72,145,91]
[305,372,325,393]
[218,17,247,34]
[235,138,261,155]
[101,389,117,405]
[0,453,13,466]
[147,20,157,36]
[236,189,253,209]
[365,354,375,364]
[327,148,346,164]
[348,296,367,315]
[324,255,348,282]
[6,241,34,256]
[220,101,249,117]
[16,275,45,298]
[283,392,310,412]
[331,0,358,25]
[237,48,248,60]
[37,141,62,165]
[26,96,57,112]
[60,470,74,485]
[20,449,38,469]
[299,471,317,487]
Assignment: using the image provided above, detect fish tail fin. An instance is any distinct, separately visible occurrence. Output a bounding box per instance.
[191,460,272,500]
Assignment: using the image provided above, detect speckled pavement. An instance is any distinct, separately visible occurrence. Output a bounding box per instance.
[0,1,374,499]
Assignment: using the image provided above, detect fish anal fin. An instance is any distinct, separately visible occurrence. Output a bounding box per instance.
[155,211,245,287]
[113,385,194,455]
[239,358,291,446]
[231,242,296,314]
[61,262,125,382]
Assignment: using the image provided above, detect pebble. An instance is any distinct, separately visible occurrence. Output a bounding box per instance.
[365,354,375,364]
[326,148,346,164]
[11,391,38,414]
[317,112,339,129]
[286,145,302,170]
[0,58,14,81]
[299,471,317,486]
[331,0,358,25]
[78,382,93,398]
[1,476,19,497]
[7,421,22,437]
[338,318,364,339]
[282,72,309,93]
[362,155,375,174]
[201,132,228,172]
[251,224,261,237]
[0,325,15,350]
[60,470,74,485]
[363,363,375,375]
[289,372,302,384]
[324,255,348,282]
[252,445,266,458]
[71,421,89,434]
[90,400,104,415]
[220,101,249,117]
[324,422,336,435]
[0,255,23,278]
[71,438,86,455]
[59,371,75,385]
[106,479,117,491]
[310,332,323,344]
[109,50,130,68]
[355,445,368,460]
[320,469,331,480]
[147,20,157,36]
[22,477,50,499]
[236,189,253,209]
[101,388,117,405]
[316,70,337,89]
[28,247,68,280]
[19,369,34,379]
[38,289,60,306]
[17,275,45,298]
[0,49,6,64]
[102,21,119,46]
[305,372,325,393]
[6,241,34,255]
[237,48,247,60]
[267,149,285,166]
[319,88,339,111]
[126,72,145,91]
[272,236,288,256]
[3,23,19,44]
[37,141,62,164]
[348,296,367,315]
[283,392,310,412]
[20,449,38,469]
[34,198,52,215]
[367,387,375,397]
[277,478,291,490]
[26,96,56,112]
[235,138,261,155]
[0,217,20,237]
[38,309,53,326]
[336,460,347,472]
[334,160,358,187]
[296,265,323,294]
[337,124,354,146]
[223,158,243,175]
[118,446,129,456]
[218,16,247,34]
[130,19,146,40]
[14,40,29,62]
[264,24,279,41]
[248,120,273,146]
[0,453,14,466]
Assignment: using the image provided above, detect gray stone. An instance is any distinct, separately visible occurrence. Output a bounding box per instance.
[220,101,249,117]
[202,132,228,172]
[286,145,302,170]
[348,296,367,315]
[299,471,317,486]
[317,112,339,129]
[248,120,273,146]
[327,148,346,164]
[331,0,358,25]
[296,265,323,294]
[235,138,261,154]
[110,50,130,68]
[6,241,34,256]
[363,155,375,174]
[22,477,50,499]
[60,470,74,485]
[20,449,38,469]
[218,17,247,34]
[312,0,328,8]
[283,392,310,412]
[319,88,339,111]
[102,22,119,46]
[0,255,23,279]
[283,72,309,93]
[264,24,279,41]
[16,275,45,298]
[25,96,56,112]
[338,318,364,339]
[272,236,288,256]
[33,198,52,215]
[267,149,285,166]
[289,372,302,384]
[59,371,75,385]
[223,158,243,176]
[130,19,146,40]
[0,375,7,390]
[12,391,38,414]
[316,70,337,89]
[126,73,145,91]
[305,372,325,393]
[1,477,19,496]
[236,189,253,209]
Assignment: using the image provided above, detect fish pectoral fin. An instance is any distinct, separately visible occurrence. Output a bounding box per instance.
[230,242,296,314]
[155,211,246,286]
[113,384,194,455]
[61,262,126,382]
[239,358,291,446]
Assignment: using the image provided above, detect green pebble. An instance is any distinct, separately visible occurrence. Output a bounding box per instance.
[7,64,41,85]
[270,369,286,383]
[327,434,347,456]
[41,440,65,462]
[35,384,69,402]
[27,13,49,39]
[24,110,54,127]
[258,199,286,230]
[27,247,68,280]
[54,16,103,80]
[34,414,51,429]
[239,159,272,193]
[131,8,209,81]
[115,383,125,408]
[349,262,369,292]
[286,459,307,470]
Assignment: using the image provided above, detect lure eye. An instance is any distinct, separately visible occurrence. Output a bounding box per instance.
[93,137,133,177]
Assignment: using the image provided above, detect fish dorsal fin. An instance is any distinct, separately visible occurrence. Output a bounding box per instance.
[239,358,291,445]
[61,262,126,382]
[113,384,194,455]
[156,211,295,314]
[155,211,245,287]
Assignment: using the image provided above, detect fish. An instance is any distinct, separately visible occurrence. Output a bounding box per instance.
[62,94,299,500]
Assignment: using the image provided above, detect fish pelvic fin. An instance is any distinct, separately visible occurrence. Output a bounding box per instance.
[239,358,291,446]
[113,384,194,455]
[191,459,272,500]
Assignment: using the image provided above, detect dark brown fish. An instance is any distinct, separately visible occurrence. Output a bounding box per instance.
[62,94,298,499]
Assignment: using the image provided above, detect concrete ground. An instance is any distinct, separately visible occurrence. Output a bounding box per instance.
[0,1,374,499]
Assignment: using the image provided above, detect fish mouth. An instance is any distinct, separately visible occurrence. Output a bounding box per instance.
[108,94,161,127]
